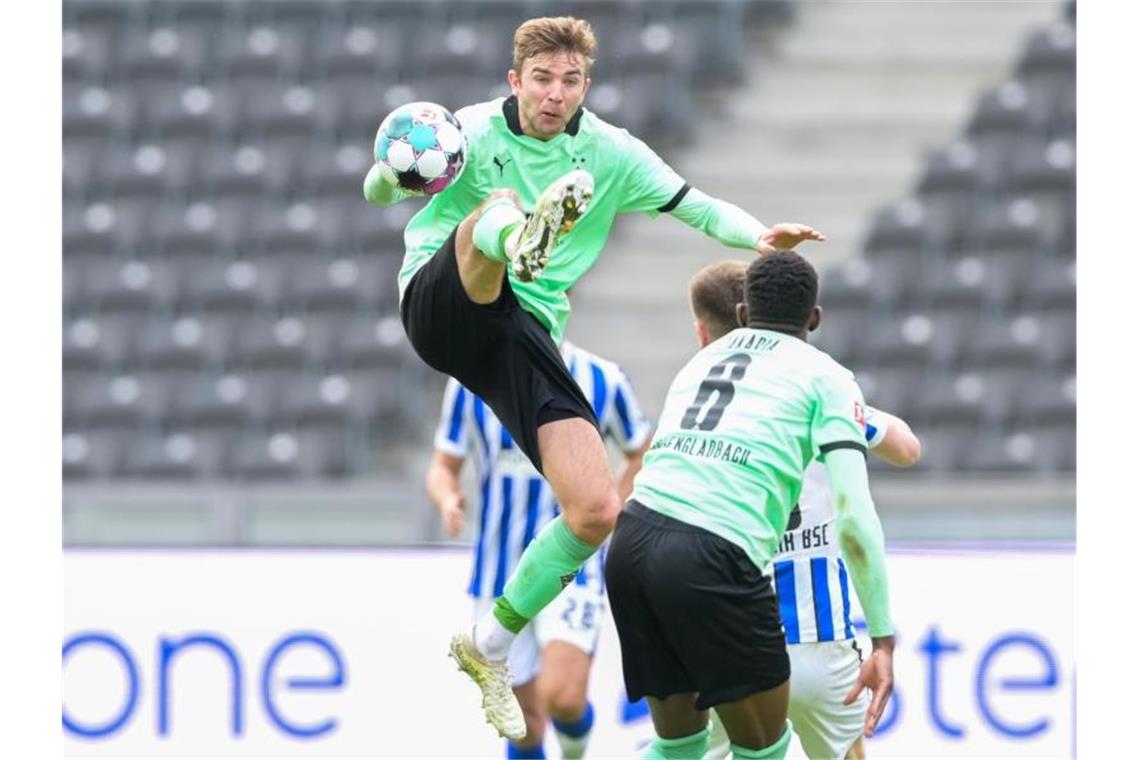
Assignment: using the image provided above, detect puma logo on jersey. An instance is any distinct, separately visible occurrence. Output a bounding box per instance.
[493,155,513,175]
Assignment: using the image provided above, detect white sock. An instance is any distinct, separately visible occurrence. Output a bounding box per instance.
[555,729,589,759]
[705,711,731,760]
[472,610,516,661]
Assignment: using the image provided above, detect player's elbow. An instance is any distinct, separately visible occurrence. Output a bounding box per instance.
[839,528,869,567]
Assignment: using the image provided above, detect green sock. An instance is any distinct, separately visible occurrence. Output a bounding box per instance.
[643,726,711,760]
[730,720,793,759]
[472,198,525,263]
[495,516,597,631]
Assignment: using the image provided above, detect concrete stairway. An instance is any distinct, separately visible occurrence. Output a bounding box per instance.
[570,0,1063,415]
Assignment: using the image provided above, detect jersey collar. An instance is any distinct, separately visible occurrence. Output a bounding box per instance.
[503,95,584,137]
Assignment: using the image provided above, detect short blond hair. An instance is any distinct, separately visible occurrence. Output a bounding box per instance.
[513,16,597,75]
[690,260,748,341]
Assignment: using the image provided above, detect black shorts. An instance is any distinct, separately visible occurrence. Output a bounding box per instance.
[400,227,598,473]
[604,500,790,709]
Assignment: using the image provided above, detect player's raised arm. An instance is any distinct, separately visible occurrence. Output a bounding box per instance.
[617,134,825,253]
[865,405,923,467]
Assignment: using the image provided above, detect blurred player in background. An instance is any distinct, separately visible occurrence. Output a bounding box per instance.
[363,15,824,737]
[605,253,894,760]
[427,338,652,759]
[687,261,919,760]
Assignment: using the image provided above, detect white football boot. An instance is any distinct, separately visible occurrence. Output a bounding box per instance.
[507,169,594,282]
[448,632,527,740]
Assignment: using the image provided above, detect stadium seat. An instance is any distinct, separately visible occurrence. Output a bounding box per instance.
[63,429,126,480]
[967,80,1046,140]
[284,256,396,315]
[199,141,294,199]
[864,310,975,369]
[68,372,171,430]
[818,258,877,310]
[96,141,200,199]
[848,366,920,422]
[975,196,1064,259]
[863,198,939,255]
[1009,372,1075,428]
[119,429,231,479]
[63,83,137,140]
[64,314,138,371]
[333,314,410,369]
[958,428,1044,473]
[917,141,990,195]
[83,258,179,314]
[230,429,350,479]
[1010,138,1075,196]
[804,306,871,367]
[240,82,339,138]
[313,23,404,79]
[119,25,211,83]
[179,256,285,315]
[135,315,232,370]
[169,371,279,431]
[351,202,420,254]
[218,24,311,81]
[909,257,990,311]
[151,198,254,255]
[295,141,372,199]
[64,198,150,257]
[233,313,330,369]
[1021,258,1075,311]
[62,23,116,83]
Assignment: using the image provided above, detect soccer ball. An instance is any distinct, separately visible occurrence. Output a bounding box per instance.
[373,102,467,196]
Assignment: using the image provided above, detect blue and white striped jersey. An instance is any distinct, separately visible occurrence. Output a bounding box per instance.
[772,406,889,644]
[433,340,653,600]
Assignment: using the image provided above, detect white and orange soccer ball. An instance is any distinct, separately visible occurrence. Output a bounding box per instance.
[373,101,467,196]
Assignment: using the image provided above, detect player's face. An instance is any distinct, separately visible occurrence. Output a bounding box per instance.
[509,51,591,140]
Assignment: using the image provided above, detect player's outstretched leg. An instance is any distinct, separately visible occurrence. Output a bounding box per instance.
[459,170,595,304]
[508,169,593,282]
[462,418,619,737]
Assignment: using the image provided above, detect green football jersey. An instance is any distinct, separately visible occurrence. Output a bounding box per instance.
[631,328,868,571]
[396,96,687,342]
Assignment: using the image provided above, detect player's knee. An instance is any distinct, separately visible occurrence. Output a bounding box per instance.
[478,188,523,213]
[565,490,620,545]
[544,688,588,724]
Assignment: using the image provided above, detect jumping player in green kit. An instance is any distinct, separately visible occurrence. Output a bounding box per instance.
[363,16,825,740]
[605,252,894,760]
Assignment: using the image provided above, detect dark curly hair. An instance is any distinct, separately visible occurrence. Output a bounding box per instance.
[745,251,818,330]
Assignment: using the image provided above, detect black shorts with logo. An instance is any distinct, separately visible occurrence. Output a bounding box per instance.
[400,227,598,473]
[604,500,791,709]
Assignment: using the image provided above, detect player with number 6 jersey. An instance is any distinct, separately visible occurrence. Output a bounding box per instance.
[605,252,894,760]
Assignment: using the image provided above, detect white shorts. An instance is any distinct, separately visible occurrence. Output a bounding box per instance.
[471,563,606,687]
[787,639,868,759]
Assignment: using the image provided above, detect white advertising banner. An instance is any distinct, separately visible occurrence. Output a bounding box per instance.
[63,547,1073,758]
